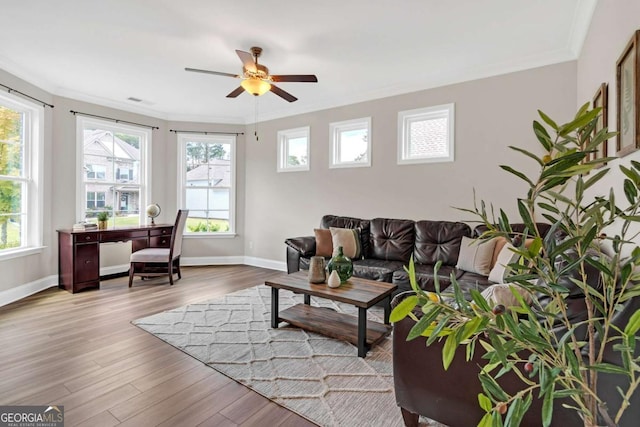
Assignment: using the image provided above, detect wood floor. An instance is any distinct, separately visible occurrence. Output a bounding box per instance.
[0,265,318,427]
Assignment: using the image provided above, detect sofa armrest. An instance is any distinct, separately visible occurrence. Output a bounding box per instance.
[285,236,316,257]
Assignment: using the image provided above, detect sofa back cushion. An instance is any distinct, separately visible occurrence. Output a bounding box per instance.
[370,218,415,262]
[414,220,471,265]
[321,215,371,257]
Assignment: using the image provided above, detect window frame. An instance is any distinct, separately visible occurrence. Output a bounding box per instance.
[329,117,372,169]
[397,103,455,165]
[277,126,310,172]
[177,133,237,238]
[0,91,44,260]
[75,117,151,225]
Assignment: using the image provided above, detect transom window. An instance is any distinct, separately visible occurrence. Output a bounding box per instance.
[76,117,150,226]
[177,134,236,235]
[277,126,310,172]
[329,117,371,168]
[0,92,44,257]
[398,103,455,164]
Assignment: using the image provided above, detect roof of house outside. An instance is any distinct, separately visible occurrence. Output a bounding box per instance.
[186,159,230,187]
[84,130,140,161]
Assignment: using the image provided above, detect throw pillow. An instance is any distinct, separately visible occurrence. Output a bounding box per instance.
[314,228,333,257]
[490,237,508,269]
[456,236,496,276]
[481,283,533,308]
[488,243,519,283]
[329,227,362,259]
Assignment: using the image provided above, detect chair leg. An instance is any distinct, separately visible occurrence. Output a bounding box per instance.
[176,257,182,280]
[128,264,135,287]
[400,407,419,427]
[168,262,174,286]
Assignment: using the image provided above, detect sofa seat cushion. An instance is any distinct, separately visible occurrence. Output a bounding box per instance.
[370,218,415,262]
[352,259,404,282]
[392,264,462,292]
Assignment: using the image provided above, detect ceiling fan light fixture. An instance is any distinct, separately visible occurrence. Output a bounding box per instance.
[241,78,271,96]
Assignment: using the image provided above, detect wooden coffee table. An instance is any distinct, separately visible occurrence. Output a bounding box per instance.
[265,271,397,357]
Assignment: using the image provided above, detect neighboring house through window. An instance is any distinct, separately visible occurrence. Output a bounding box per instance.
[0,91,44,258]
[76,117,150,225]
[177,134,236,235]
[398,103,455,164]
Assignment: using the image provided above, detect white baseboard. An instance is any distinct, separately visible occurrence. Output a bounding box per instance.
[243,256,287,271]
[1,256,286,307]
[0,275,58,307]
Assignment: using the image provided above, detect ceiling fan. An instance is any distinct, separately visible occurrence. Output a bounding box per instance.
[185,46,318,102]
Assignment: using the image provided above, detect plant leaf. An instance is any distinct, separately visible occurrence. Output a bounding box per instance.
[389,295,418,323]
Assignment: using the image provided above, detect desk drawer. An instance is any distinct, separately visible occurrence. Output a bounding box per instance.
[150,227,172,237]
[74,233,99,243]
[101,230,148,242]
[150,236,170,248]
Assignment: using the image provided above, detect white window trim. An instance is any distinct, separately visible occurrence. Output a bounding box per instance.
[0,92,44,261]
[177,134,237,237]
[329,117,372,169]
[277,126,310,172]
[397,103,455,165]
[75,117,151,224]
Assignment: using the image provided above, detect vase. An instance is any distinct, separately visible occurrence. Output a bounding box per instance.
[308,256,326,283]
[327,246,353,284]
[327,270,341,288]
[98,220,108,230]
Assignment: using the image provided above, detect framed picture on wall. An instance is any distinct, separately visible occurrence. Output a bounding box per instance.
[616,30,640,157]
[591,82,608,165]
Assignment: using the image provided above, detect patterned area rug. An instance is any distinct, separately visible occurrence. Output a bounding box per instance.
[133,285,442,427]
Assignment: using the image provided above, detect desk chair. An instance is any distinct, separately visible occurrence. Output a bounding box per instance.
[128,209,189,287]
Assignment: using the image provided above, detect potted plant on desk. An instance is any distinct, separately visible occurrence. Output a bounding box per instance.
[97,211,109,229]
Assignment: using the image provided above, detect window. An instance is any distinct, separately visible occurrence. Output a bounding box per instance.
[277,126,310,172]
[77,117,150,225]
[329,117,371,168]
[177,134,236,235]
[0,92,43,257]
[398,103,454,164]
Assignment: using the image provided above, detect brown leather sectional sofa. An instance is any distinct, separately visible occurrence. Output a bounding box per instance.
[285,214,640,426]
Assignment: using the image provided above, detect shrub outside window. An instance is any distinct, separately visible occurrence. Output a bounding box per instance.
[329,117,371,168]
[177,134,236,235]
[0,92,44,258]
[398,103,455,164]
[277,126,310,172]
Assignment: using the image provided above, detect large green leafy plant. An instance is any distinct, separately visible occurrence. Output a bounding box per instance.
[391,105,640,427]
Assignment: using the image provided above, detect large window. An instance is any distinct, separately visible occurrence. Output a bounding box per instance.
[398,103,455,164]
[77,117,150,226]
[177,134,236,235]
[277,126,310,172]
[329,117,371,168]
[0,92,43,257]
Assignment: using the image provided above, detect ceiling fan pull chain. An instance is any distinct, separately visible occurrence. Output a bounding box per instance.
[254,98,260,142]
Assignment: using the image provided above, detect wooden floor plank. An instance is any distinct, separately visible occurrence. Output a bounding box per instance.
[0,265,317,426]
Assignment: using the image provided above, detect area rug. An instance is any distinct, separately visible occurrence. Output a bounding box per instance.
[133,285,443,427]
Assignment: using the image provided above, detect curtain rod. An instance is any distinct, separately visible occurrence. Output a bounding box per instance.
[0,83,54,108]
[69,110,160,130]
[169,129,244,136]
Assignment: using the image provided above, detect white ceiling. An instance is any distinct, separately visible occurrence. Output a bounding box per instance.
[1,0,596,124]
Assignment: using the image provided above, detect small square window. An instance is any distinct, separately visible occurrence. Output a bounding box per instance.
[277,126,310,172]
[398,104,454,164]
[329,117,371,168]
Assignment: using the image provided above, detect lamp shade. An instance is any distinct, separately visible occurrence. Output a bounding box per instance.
[241,78,271,96]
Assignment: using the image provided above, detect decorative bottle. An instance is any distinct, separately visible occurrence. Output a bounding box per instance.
[327,246,353,284]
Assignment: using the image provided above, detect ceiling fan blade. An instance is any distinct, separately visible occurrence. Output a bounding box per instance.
[226,86,245,98]
[270,84,298,102]
[235,50,257,73]
[185,68,239,78]
[270,75,318,83]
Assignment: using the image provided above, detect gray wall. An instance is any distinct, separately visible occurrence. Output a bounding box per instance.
[578,0,640,256]
[243,61,577,262]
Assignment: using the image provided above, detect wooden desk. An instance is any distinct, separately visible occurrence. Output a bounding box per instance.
[57,224,173,293]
